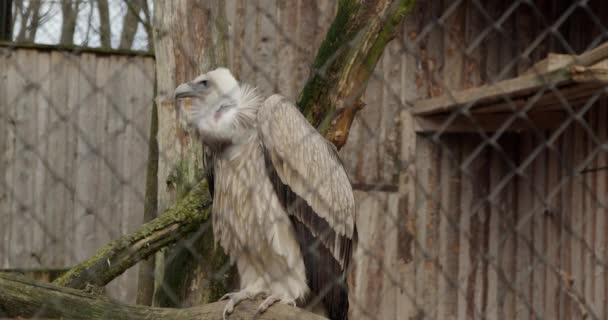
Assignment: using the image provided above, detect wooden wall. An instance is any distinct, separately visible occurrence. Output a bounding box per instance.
[404,1,608,320]
[0,46,155,303]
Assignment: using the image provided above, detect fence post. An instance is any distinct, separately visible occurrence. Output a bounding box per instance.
[0,0,11,41]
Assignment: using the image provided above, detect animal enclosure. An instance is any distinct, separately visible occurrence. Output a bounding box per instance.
[1,0,608,320]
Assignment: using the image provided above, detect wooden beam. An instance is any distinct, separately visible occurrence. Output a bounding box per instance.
[472,82,606,114]
[413,41,608,116]
[521,53,574,76]
[414,111,567,133]
[412,69,574,115]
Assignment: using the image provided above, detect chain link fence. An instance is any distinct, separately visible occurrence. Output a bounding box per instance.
[1,0,608,319]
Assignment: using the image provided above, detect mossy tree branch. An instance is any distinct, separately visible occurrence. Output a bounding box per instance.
[0,273,326,320]
[52,181,212,289]
[298,0,415,149]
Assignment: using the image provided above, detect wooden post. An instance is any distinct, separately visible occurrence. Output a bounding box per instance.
[152,0,232,307]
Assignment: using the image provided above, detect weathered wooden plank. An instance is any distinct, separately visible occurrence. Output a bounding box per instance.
[521,53,575,76]
[499,136,518,320]
[276,0,298,99]
[73,53,100,263]
[414,136,440,319]
[456,139,473,320]
[294,0,317,92]
[396,6,421,317]
[485,146,501,320]
[531,134,547,319]
[440,2,467,318]
[583,108,595,315]
[45,51,66,267]
[63,52,81,267]
[414,40,608,116]
[351,190,399,320]
[11,49,38,267]
[102,55,131,304]
[515,135,533,320]
[378,40,403,185]
[437,136,462,320]
[380,193,401,320]
[238,0,258,85]
[471,82,604,115]
[93,55,118,251]
[559,120,574,319]
[571,120,585,320]
[414,111,567,133]
[593,100,606,317]
[413,70,576,116]
[0,48,12,269]
[32,51,50,268]
[544,131,561,320]
[254,0,277,96]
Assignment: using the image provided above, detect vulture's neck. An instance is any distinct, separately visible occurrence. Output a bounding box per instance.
[213,85,262,160]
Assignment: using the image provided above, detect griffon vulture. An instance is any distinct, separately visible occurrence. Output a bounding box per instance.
[174,68,357,320]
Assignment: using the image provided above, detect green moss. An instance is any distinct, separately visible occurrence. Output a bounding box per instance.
[297,0,361,122]
[53,181,212,289]
[299,0,416,132]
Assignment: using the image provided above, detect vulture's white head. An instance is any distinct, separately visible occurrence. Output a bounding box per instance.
[174,68,260,149]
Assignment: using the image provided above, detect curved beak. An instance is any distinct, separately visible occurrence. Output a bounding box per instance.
[174,82,195,99]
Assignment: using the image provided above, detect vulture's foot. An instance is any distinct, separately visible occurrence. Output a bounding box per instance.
[256,294,296,313]
[220,290,254,319]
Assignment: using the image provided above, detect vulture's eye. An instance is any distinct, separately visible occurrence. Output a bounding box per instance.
[198,79,209,87]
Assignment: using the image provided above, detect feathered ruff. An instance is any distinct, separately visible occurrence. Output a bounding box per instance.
[232,84,262,132]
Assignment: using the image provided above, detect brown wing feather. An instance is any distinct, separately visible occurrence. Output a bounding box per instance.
[258,94,356,266]
[265,151,351,320]
[258,94,356,320]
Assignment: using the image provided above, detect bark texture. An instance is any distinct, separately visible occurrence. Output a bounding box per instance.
[152,0,232,307]
[0,273,326,320]
[52,180,212,290]
[298,0,415,149]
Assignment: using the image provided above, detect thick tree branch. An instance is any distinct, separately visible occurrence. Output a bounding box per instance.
[0,273,325,320]
[298,0,415,149]
[53,181,212,289]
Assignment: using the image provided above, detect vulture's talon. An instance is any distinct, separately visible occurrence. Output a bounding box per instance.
[220,290,253,319]
[256,295,296,313]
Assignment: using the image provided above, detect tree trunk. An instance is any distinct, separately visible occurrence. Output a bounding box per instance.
[14,0,41,43]
[97,0,111,48]
[141,0,154,51]
[60,0,80,45]
[0,273,326,320]
[298,0,415,149]
[0,0,11,41]
[119,0,145,49]
[152,0,233,308]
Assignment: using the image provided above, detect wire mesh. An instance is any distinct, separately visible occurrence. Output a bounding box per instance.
[1,0,608,319]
